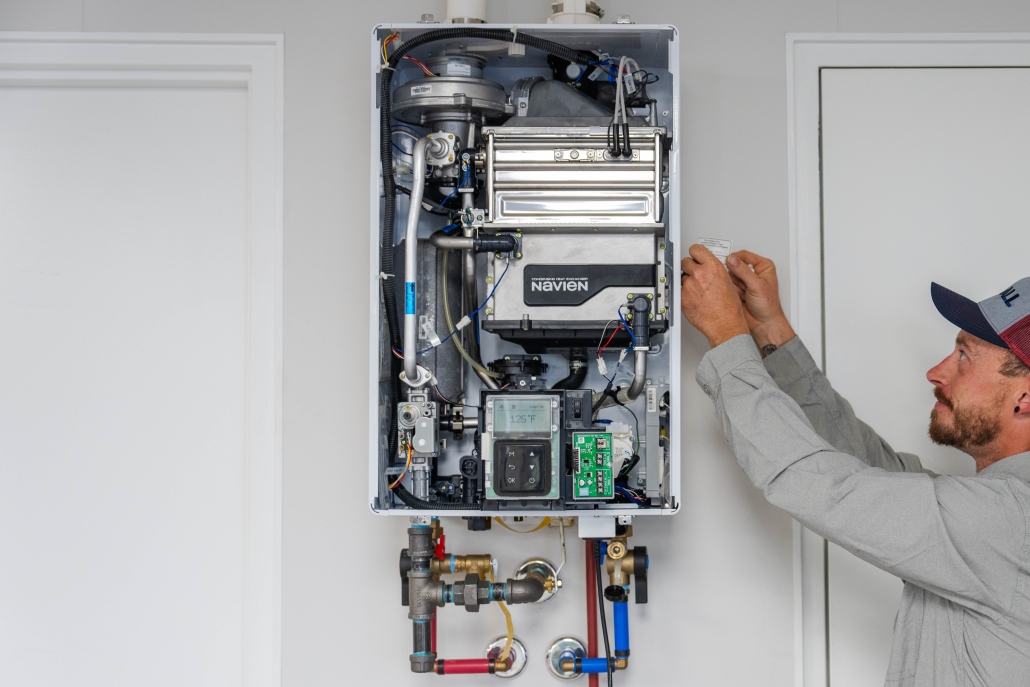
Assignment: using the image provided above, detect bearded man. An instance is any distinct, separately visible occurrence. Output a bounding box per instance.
[680,245,1030,687]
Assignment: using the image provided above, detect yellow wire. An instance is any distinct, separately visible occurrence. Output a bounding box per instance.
[493,517,552,533]
[389,443,412,489]
[489,567,515,663]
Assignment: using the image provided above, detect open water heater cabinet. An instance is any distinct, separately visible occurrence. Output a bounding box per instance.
[367,19,680,680]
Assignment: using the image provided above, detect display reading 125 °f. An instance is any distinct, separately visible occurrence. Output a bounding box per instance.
[493,398,552,437]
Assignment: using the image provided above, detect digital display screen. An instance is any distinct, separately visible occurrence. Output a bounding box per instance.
[493,397,551,437]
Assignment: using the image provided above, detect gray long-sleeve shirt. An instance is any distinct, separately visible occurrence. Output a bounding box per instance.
[696,334,1030,687]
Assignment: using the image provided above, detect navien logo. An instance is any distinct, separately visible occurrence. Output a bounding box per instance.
[530,277,589,292]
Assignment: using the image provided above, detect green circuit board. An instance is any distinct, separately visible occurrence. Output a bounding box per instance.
[572,432,613,500]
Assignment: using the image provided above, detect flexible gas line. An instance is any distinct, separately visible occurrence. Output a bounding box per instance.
[488,567,515,662]
[493,516,551,533]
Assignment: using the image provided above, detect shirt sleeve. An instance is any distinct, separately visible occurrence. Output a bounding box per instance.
[698,334,1026,618]
[762,336,924,474]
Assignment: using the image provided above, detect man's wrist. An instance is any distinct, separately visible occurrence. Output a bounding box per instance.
[707,323,751,349]
[751,317,796,350]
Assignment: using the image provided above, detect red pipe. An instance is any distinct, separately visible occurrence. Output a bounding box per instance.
[435,658,494,675]
[585,539,598,687]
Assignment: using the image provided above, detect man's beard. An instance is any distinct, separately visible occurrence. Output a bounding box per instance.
[928,387,1003,450]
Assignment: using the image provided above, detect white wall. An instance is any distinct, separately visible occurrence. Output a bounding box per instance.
[5,1,1030,686]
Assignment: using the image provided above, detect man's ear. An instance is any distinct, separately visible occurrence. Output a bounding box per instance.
[1015,383,1030,416]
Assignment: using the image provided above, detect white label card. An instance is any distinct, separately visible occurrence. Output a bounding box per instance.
[445,63,471,76]
[697,237,733,265]
[410,84,432,96]
[623,72,637,94]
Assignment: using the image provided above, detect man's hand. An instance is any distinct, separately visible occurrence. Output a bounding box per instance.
[725,250,796,351]
[680,244,750,348]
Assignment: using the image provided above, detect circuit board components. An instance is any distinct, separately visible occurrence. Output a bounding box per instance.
[572,432,614,500]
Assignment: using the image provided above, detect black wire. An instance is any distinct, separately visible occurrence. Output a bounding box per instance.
[596,543,614,687]
[392,482,480,510]
[396,185,452,216]
[433,384,456,406]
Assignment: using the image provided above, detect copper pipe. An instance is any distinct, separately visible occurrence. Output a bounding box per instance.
[585,540,598,687]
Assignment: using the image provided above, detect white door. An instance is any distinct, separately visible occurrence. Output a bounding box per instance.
[819,67,1030,686]
[0,35,282,687]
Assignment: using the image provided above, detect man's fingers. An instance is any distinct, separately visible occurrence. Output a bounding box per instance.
[726,253,763,291]
[730,249,775,274]
[680,256,697,276]
[688,243,718,264]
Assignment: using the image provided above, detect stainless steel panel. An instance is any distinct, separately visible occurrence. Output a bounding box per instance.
[488,233,656,323]
[496,192,654,219]
[482,126,667,227]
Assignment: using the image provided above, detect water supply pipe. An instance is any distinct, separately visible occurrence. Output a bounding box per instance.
[585,540,598,687]
[435,658,511,675]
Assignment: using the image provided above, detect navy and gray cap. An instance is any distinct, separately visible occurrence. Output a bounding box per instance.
[931,277,1030,367]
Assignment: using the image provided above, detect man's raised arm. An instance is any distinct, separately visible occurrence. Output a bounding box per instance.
[725,249,923,474]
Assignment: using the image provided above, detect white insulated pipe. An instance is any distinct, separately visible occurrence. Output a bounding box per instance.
[403,136,445,384]
[447,0,487,23]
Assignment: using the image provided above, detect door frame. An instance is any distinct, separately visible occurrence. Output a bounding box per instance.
[785,32,1030,687]
[0,32,284,687]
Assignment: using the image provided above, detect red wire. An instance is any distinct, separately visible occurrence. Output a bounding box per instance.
[597,324,623,356]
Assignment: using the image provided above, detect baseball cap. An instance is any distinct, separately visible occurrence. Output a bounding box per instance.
[931,278,1030,367]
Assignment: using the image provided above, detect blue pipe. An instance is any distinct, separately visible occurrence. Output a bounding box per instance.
[614,600,630,657]
[577,658,611,674]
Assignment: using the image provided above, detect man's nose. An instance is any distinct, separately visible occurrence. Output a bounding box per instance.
[926,356,948,388]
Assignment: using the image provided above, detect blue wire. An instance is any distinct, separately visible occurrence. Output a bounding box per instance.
[615,485,646,504]
[573,64,588,86]
[414,260,511,355]
[618,307,637,350]
[439,164,471,208]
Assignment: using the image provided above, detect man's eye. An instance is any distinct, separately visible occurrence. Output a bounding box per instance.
[958,350,967,360]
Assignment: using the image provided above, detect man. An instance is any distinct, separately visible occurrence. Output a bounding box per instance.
[680,245,1030,687]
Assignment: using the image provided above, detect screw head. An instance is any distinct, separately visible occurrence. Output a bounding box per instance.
[485,308,493,315]
[648,313,654,320]
[659,307,667,314]
[660,243,666,250]
[495,252,502,259]
[647,293,653,299]
[625,313,633,320]
[627,293,634,300]
[477,215,483,221]
[515,252,522,259]
[659,276,666,283]
[515,232,522,238]
[486,276,493,283]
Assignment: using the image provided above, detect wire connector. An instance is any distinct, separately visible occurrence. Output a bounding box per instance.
[455,315,472,331]
[596,356,609,377]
